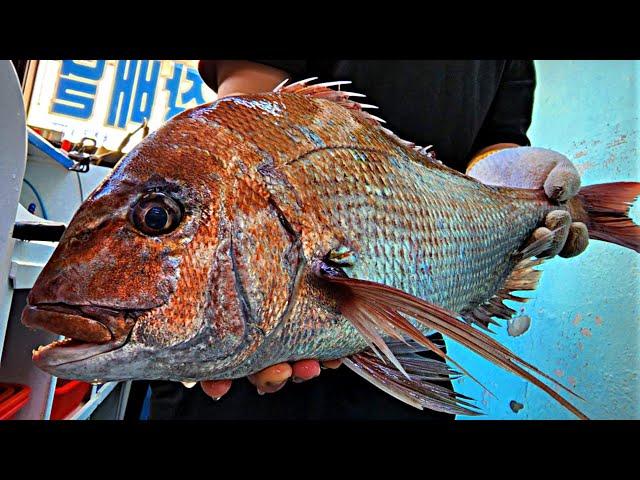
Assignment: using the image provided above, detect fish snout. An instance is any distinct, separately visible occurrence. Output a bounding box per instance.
[26,268,69,306]
[26,251,99,307]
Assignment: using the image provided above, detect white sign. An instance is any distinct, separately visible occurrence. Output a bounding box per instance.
[27,60,217,153]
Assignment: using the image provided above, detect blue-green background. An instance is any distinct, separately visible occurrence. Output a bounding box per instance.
[448,60,640,420]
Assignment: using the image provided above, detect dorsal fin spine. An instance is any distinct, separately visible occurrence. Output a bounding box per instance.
[273,77,436,161]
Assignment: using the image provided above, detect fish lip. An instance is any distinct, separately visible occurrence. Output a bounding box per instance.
[22,302,144,369]
[31,332,131,371]
[22,302,138,342]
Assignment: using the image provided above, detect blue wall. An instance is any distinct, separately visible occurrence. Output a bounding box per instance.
[448,60,640,420]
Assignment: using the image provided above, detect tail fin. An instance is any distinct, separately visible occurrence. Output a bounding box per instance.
[572,182,640,252]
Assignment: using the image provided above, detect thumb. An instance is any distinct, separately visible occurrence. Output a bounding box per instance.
[468,146,581,201]
[543,159,581,202]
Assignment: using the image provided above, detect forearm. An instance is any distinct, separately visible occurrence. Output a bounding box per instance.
[213,60,289,97]
[467,142,521,171]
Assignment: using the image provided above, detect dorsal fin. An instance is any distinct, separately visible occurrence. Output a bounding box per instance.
[274,78,441,164]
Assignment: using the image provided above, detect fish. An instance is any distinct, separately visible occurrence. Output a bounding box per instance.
[22,78,640,419]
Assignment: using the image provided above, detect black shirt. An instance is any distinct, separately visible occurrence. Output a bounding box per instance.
[146,60,536,421]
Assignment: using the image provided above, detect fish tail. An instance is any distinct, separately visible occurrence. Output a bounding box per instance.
[569,182,640,252]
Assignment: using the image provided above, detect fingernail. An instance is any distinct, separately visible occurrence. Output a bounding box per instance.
[261,380,287,393]
[266,380,286,389]
[292,376,303,383]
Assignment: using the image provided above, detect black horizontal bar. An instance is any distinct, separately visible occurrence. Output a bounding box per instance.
[13,221,66,242]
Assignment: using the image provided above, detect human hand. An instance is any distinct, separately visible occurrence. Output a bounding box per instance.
[197,359,343,400]
[198,60,288,99]
[467,145,589,258]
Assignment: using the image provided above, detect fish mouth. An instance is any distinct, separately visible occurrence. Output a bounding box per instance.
[22,303,142,370]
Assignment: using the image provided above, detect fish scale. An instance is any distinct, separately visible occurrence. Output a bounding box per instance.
[296,149,543,302]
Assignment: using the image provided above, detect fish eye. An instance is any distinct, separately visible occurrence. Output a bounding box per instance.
[131,192,182,236]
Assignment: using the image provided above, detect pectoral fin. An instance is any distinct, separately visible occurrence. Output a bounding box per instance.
[312,258,588,419]
[462,225,565,331]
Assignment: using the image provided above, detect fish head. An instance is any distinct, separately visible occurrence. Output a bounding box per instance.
[23,97,304,382]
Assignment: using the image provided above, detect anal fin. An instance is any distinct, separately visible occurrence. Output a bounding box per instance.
[462,256,544,330]
[462,227,558,331]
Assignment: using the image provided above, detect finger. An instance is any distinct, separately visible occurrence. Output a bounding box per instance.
[247,363,293,393]
[543,210,572,257]
[526,210,572,259]
[528,226,552,258]
[559,222,589,258]
[530,226,552,244]
[291,359,321,383]
[321,359,343,369]
[256,380,288,395]
[544,160,581,202]
[200,379,232,400]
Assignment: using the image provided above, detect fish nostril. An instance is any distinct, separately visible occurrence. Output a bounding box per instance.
[50,275,64,289]
[77,231,92,242]
[30,273,65,304]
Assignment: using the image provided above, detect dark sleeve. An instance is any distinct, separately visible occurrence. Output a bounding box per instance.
[472,60,536,152]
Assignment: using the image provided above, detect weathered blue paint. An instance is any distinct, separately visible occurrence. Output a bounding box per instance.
[448,60,640,420]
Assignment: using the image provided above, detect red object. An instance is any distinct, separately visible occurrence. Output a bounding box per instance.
[61,139,73,151]
[50,380,91,420]
[0,383,31,420]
